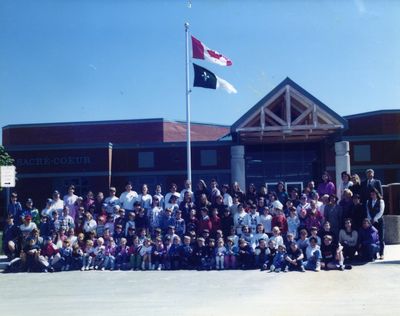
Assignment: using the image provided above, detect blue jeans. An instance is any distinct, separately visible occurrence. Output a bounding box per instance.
[305,250,321,270]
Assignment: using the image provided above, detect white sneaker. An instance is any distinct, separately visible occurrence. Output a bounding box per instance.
[270,265,275,272]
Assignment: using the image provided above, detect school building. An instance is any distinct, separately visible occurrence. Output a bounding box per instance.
[2,77,400,208]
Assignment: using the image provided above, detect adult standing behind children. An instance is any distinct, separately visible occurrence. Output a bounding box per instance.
[63,185,78,214]
[317,171,336,197]
[366,188,385,259]
[360,169,383,204]
[119,182,137,213]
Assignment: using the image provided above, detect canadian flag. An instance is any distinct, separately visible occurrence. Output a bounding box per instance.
[191,36,232,66]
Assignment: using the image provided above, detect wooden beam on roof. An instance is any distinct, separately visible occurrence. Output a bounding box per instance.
[313,103,318,127]
[237,123,343,133]
[291,107,313,126]
[290,88,315,108]
[285,85,291,128]
[238,86,286,129]
[264,108,287,126]
[260,107,265,129]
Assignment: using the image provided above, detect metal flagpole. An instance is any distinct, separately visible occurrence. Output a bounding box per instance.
[185,22,192,183]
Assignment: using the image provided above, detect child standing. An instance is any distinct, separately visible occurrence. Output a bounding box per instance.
[224,238,237,269]
[174,210,186,238]
[179,236,193,270]
[104,238,116,271]
[59,239,73,271]
[152,237,165,270]
[260,207,273,236]
[168,236,181,270]
[139,238,153,270]
[129,236,142,271]
[215,238,226,270]
[287,207,300,238]
[82,239,95,271]
[93,237,106,270]
[115,238,130,270]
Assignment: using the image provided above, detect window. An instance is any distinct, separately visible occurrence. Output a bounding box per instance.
[353,145,371,162]
[200,149,217,166]
[138,152,154,168]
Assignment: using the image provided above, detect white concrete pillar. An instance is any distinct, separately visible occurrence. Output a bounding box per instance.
[335,141,351,196]
[231,145,246,190]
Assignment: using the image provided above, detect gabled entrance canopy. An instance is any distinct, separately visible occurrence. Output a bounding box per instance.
[231,77,347,143]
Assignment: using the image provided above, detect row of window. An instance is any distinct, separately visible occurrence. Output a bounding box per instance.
[138,150,217,169]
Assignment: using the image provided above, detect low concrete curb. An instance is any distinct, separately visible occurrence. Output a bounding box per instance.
[384,215,400,244]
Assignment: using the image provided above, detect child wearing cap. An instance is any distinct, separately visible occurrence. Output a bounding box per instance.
[19,215,38,241]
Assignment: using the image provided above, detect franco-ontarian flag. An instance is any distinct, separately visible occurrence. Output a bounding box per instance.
[192,36,233,66]
[193,63,237,94]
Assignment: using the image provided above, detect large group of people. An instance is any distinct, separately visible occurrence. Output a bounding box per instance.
[2,168,385,273]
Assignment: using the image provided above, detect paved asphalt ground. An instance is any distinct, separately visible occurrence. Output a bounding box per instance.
[0,245,399,316]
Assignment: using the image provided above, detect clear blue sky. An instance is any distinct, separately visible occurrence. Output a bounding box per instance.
[1,0,399,137]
